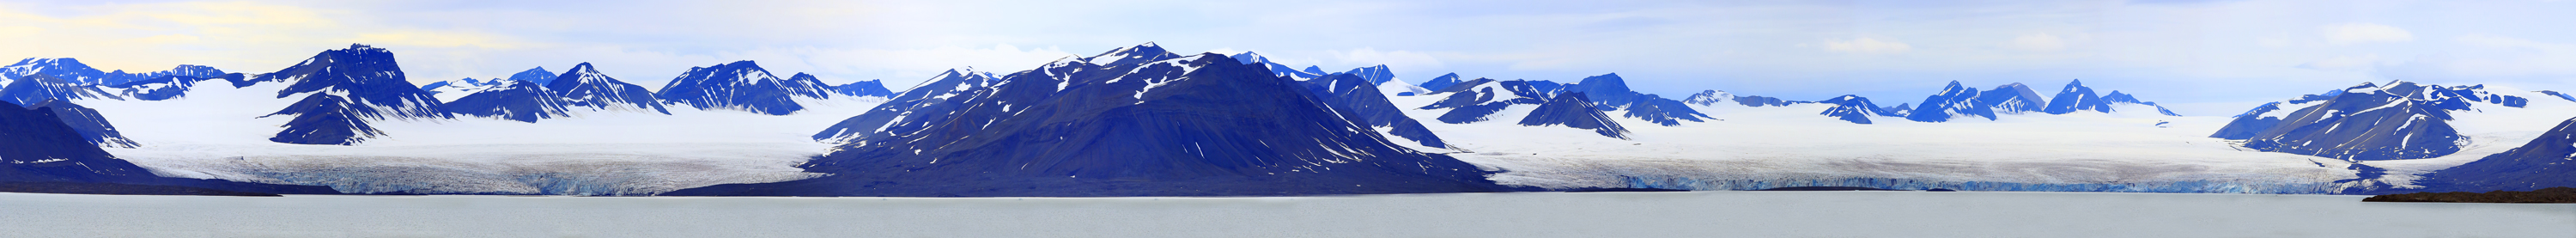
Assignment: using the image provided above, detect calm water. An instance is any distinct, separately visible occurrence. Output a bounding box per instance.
[3,191,2568,237]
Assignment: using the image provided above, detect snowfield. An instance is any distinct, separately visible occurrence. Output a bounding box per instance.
[1388,87,2576,193]
[72,82,884,195]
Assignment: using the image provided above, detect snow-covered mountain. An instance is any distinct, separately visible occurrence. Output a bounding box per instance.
[1297,70,1450,149]
[809,68,997,143]
[546,62,669,114]
[653,60,835,115]
[106,74,236,101]
[1520,92,1631,139]
[1978,82,2049,114]
[1818,95,1896,124]
[240,44,452,145]
[2213,82,2541,162]
[0,100,155,181]
[1,73,125,106]
[1,58,226,86]
[1904,81,1996,122]
[679,44,1502,196]
[420,77,510,101]
[1341,64,1399,85]
[443,80,573,123]
[2100,90,2183,116]
[1227,52,1321,80]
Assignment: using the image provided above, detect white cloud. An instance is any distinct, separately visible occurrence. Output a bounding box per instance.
[2008,34,2068,52]
[1821,37,1911,54]
[2319,23,2413,46]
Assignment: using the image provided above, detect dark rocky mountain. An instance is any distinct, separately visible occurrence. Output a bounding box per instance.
[1419,73,1463,91]
[1417,79,1548,125]
[1819,95,1892,124]
[1905,81,1996,122]
[2411,118,2576,192]
[444,80,574,123]
[1078,41,1183,67]
[676,47,1504,197]
[23,100,137,148]
[829,79,896,98]
[107,73,238,101]
[0,100,337,195]
[1520,92,1631,139]
[2212,82,2518,161]
[653,60,834,115]
[1976,82,2049,114]
[547,62,669,114]
[1562,73,1644,109]
[1,58,226,86]
[1300,65,1327,76]
[242,44,451,145]
[1297,71,1450,148]
[0,73,124,106]
[2041,79,2111,114]
[505,67,556,85]
[810,68,998,143]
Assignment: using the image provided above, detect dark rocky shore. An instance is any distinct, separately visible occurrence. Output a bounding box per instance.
[2363,187,2576,203]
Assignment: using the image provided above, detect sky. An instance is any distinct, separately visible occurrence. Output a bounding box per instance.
[3,0,2572,116]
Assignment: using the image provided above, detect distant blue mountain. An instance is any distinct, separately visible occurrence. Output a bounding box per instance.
[1820,95,1892,124]
[2213,82,2525,161]
[1340,64,1398,84]
[1730,95,1809,107]
[1227,52,1321,79]
[677,44,1504,196]
[1521,92,1631,139]
[506,67,556,86]
[547,62,669,114]
[243,44,451,145]
[106,73,237,101]
[1,58,225,86]
[1905,81,1996,122]
[1419,73,1463,91]
[445,80,573,123]
[2042,79,2111,114]
[829,80,896,98]
[2100,90,2183,116]
[420,77,509,96]
[1977,82,2049,114]
[653,60,834,115]
[2542,90,2576,102]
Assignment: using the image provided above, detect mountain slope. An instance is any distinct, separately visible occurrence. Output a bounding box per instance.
[2412,117,2576,192]
[1,58,226,86]
[654,60,833,115]
[23,100,138,148]
[443,80,574,123]
[1820,95,1893,124]
[677,49,1502,196]
[106,73,238,101]
[1520,92,1631,139]
[1976,82,2049,114]
[546,62,669,114]
[2214,82,2506,161]
[0,73,124,106]
[829,80,896,98]
[1299,72,1450,148]
[1905,81,1996,122]
[240,44,451,145]
[809,68,998,143]
[506,67,556,85]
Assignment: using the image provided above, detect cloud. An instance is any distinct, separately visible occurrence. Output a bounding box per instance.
[2319,23,2413,46]
[2008,34,2068,52]
[1821,37,1911,54]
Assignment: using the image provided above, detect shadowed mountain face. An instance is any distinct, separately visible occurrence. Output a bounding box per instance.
[1521,92,1631,139]
[445,80,574,123]
[0,101,338,195]
[1820,95,1891,125]
[2413,118,2576,192]
[25,101,137,148]
[809,68,998,143]
[244,44,449,145]
[830,80,896,98]
[674,46,1503,197]
[0,73,124,106]
[2042,80,2110,114]
[654,61,834,115]
[548,63,669,114]
[1297,72,1450,148]
[1905,81,1995,123]
[2215,82,2512,162]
